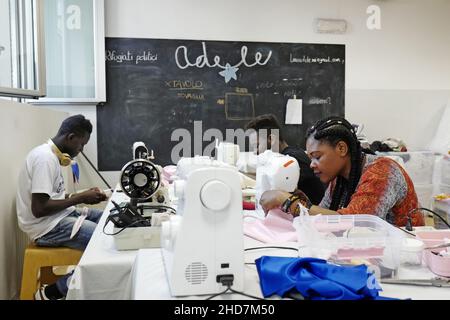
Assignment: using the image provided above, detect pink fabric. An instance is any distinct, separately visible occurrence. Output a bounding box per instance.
[162,165,177,184]
[243,209,297,243]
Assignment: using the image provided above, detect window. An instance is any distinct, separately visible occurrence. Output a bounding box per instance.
[0,0,46,99]
[35,0,105,103]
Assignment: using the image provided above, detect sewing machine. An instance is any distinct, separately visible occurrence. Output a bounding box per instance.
[255,150,300,212]
[107,143,174,250]
[129,142,171,208]
[161,156,244,296]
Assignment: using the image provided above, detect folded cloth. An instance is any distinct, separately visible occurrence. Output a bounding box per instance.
[162,165,177,183]
[243,209,297,243]
[70,207,88,239]
[255,256,392,300]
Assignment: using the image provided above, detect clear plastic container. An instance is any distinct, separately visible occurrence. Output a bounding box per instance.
[414,183,434,208]
[294,214,405,277]
[432,198,450,229]
[400,238,424,266]
[377,151,435,185]
[439,183,450,196]
[416,230,450,277]
[440,156,450,185]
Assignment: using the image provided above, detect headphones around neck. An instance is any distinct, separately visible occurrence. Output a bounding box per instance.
[48,139,72,167]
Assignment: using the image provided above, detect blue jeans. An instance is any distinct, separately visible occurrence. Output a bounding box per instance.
[35,208,103,296]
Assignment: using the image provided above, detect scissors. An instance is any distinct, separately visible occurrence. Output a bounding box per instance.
[381,278,450,288]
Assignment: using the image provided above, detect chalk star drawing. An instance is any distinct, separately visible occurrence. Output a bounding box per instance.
[219,63,239,83]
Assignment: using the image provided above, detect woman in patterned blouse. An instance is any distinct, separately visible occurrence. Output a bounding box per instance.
[260,116,424,227]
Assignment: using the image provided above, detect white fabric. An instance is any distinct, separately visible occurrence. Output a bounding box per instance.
[66,190,137,300]
[70,207,88,239]
[16,143,75,241]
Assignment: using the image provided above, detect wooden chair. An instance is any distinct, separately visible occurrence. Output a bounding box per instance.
[20,243,82,300]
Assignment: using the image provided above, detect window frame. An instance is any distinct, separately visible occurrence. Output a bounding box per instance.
[30,0,106,105]
[0,0,46,99]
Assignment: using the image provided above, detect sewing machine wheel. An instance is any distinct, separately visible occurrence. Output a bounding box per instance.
[120,159,161,200]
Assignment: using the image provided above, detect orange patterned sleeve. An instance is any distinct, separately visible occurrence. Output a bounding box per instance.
[337,157,424,227]
[338,159,394,216]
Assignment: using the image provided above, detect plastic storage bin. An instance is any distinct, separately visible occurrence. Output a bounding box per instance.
[294,214,405,277]
[113,226,162,250]
[400,238,424,266]
[432,198,450,229]
[440,156,450,186]
[416,230,450,277]
[378,151,435,185]
[438,183,450,195]
[415,183,434,209]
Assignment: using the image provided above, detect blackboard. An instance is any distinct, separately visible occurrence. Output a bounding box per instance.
[98,37,345,170]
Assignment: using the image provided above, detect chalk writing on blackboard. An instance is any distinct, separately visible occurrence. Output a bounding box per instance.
[177,93,205,101]
[105,49,158,64]
[165,80,204,90]
[290,54,345,64]
[175,42,272,83]
[309,97,332,105]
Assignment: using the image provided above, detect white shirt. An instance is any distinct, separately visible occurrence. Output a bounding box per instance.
[16,143,75,241]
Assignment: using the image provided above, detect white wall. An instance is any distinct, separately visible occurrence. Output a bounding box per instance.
[105,0,450,90]
[0,99,69,299]
[50,0,450,187]
[42,104,119,191]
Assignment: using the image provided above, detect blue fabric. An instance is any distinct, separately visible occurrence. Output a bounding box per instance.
[71,162,80,184]
[255,256,392,300]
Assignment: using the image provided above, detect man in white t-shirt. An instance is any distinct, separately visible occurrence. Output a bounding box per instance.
[17,114,107,300]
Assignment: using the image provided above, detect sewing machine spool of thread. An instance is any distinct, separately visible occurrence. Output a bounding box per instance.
[216,141,240,166]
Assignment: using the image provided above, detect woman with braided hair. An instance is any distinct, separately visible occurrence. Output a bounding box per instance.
[260,116,424,227]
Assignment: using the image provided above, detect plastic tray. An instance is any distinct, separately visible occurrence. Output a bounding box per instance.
[294,214,405,274]
[416,230,450,277]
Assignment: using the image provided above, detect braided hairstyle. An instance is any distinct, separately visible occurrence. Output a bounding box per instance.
[306,117,365,210]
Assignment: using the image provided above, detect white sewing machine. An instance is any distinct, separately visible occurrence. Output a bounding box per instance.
[161,156,244,296]
[255,150,300,212]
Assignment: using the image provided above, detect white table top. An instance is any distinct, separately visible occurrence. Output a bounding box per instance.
[66,188,450,300]
[130,240,298,300]
[130,247,450,300]
[66,190,138,300]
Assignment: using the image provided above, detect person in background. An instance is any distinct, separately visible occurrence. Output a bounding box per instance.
[260,116,424,227]
[245,114,325,205]
[16,115,108,300]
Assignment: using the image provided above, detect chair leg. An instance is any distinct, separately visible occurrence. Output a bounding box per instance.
[40,266,60,285]
[20,257,40,300]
